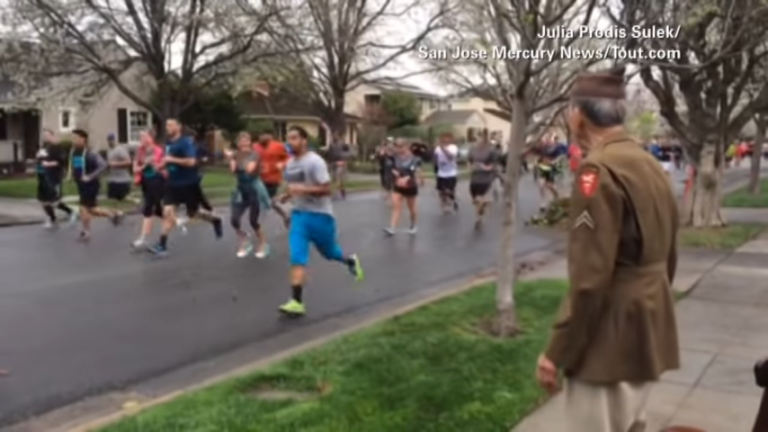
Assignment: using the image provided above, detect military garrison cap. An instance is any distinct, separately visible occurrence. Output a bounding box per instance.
[570,65,626,99]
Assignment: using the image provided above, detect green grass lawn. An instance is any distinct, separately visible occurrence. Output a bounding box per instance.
[722,178,768,207]
[100,279,568,432]
[678,223,765,249]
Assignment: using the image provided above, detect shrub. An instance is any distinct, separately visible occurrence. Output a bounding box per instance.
[526,197,570,227]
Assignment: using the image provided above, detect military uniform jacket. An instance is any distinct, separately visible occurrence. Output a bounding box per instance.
[545,132,680,384]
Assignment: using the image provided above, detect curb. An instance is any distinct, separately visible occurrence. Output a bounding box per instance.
[45,246,565,432]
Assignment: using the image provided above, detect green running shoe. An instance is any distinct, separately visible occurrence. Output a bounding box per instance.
[347,254,365,282]
[278,299,306,316]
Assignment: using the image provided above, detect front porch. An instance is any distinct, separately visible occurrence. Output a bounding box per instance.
[0,108,41,175]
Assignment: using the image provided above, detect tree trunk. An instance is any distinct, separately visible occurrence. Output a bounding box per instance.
[496,97,527,337]
[683,140,727,227]
[749,116,765,195]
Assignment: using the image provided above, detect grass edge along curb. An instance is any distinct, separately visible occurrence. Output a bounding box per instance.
[86,279,568,432]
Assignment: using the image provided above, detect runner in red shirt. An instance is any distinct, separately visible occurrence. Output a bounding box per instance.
[254,130,291,227]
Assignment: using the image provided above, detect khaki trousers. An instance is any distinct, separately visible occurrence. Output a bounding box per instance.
[564,379,653,432]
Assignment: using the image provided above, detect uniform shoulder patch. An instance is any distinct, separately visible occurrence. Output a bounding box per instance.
[578,169,599,197]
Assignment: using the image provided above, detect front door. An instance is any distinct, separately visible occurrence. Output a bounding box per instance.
[22,110,40,161]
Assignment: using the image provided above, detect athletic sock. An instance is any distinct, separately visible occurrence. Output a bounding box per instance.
[43,205,56,222]
[291,284,303,303]
[57,203,73,214]
[159,234,168,248]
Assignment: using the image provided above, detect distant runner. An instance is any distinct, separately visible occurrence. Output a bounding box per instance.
[468,138,498,228]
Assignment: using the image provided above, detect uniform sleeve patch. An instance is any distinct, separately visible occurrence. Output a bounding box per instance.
[578,170,599,197]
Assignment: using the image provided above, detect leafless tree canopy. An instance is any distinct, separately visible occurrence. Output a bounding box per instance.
[1,0,281,118]
[430,0,601,138]
[252,0,452,134]
[605,0,768,156]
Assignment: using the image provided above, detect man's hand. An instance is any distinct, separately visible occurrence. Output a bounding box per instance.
[287,183,308,195]
[223,149,234,159]
[535,354,559,394]
[164,156,176,164]
[276,193,292,204]
[81,175,91,182]
[395,177,409,188]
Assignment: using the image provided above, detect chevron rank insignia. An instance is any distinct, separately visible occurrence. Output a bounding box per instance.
[573,210,595,229]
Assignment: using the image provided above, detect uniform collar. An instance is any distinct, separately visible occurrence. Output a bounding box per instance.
[592,129,632,150]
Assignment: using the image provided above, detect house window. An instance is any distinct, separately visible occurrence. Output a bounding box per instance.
[364,94,382,107]
[128,110,151,143]
[274,121,287,140]
[59,108,75,132]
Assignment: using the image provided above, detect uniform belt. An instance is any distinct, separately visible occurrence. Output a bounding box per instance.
[614,261,667,277]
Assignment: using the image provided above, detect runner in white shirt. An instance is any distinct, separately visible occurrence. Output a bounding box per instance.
[434,132,459,213]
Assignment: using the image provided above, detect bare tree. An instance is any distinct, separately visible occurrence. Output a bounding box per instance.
[428,0,600,336]
[1,0,282,122]
[606,0,768,226]
[251,0,452,138]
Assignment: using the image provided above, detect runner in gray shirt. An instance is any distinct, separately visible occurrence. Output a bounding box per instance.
[277,125,364,317]
[106,133,133,201]
[468,140,499,228]
[326,135,351,199]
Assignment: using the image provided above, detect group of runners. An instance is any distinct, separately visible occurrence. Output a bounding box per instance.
[34,118,363,317]
[373,133,512,232]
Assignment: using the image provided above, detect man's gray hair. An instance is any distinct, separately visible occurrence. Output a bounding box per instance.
[572,97,626,127]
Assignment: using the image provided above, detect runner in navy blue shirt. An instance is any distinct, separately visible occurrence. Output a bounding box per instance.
[147,118,223,256]
[67,129,124,242]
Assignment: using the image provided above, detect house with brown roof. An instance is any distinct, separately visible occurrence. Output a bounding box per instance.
[0,41,154,172]
[239,82,360,146]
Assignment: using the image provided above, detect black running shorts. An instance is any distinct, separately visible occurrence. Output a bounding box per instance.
[37,180,62,203]
[393,186,418,197]
[163,184,200,215]
[107,182,131,201]
[436,176,457,192]
[469,182,492,198]
[77,181,100,208]
[264,183,280,198]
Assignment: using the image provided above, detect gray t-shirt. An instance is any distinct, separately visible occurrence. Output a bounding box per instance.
[326,143,350,163]
[392,153,421,187]
[468,145,498,185]
[107,145,132,183]
[284,151,333,215]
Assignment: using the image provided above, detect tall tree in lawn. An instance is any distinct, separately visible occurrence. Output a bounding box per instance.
[259,0,451,138]
[381,91,421,129]
[2,0,281,124]
[606,0,768,226]
[429,0,601,336]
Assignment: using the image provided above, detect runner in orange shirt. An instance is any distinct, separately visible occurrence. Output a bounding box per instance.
[254,130,291,227]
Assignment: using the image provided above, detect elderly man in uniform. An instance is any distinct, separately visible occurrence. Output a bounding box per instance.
[535,66,680,432]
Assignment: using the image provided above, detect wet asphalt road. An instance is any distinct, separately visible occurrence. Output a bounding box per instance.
[0,168,744,426]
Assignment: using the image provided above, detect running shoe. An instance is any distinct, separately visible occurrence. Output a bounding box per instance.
[42,220,55,230]
[347,254,365,282]
[255,243,271,259]
[212,217,223,239]
[68,209,79,226]
[176,217,188,234]
[110,211,124,226]
[131,238,146,249]
[146,243,168,257]
[383,227,395,236]
[453,200,459,212]
[77,231,90,243]
[236,242,254,258]
[407,226,418,235]
[279,299,306,316]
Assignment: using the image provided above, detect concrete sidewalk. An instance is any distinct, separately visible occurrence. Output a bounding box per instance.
[512,234,768,432]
